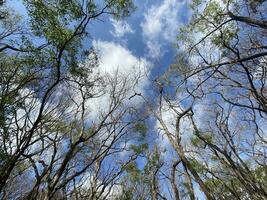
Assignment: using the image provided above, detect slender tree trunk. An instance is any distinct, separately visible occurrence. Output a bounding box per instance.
[151,169,159,200]
[183,162,196,200]
[171,160,181,200]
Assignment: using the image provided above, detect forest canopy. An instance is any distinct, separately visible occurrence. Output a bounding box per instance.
[0,0,266,199]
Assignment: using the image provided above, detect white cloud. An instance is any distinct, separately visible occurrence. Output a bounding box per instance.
[141,0,187,58]
[110,18,134,38]
[92,40,149,76]
[82,40,151,121]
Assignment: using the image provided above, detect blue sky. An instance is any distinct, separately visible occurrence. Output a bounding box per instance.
[87,0,190,79]
[8,0,190,88]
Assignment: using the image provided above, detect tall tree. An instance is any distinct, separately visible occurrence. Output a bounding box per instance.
[143,0,266,199]
[0,0,141,199]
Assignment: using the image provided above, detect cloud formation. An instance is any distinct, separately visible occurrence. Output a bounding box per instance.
[83,40,151,120]
[110,18,134,38]
[141,0,187,58]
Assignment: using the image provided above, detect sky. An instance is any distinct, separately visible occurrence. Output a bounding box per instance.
[87,0,190,80]
[7,0,191,97]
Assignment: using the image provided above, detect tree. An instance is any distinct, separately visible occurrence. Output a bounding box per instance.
[141,0,266,199]
[116,145,167,200]
[0,0,142,199]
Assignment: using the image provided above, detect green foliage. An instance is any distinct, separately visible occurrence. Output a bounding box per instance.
[211,25,238,49]
[114,190,133,200]
[203,1,224,23]
[204,174,245,198]
[0,149,8,164]
[120,146,163,199]
[254,166,267,186]
[202,133,213,143]
[133,123,148,136]
[108,0,136,19]
[190,0,202,8]
[24,0,82,45]
[191,136,202,147]
[24,0,135,46]
[130,143,148,154]
[125,162,142,182]
[189,158,205,173]
[203,165,267,199]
